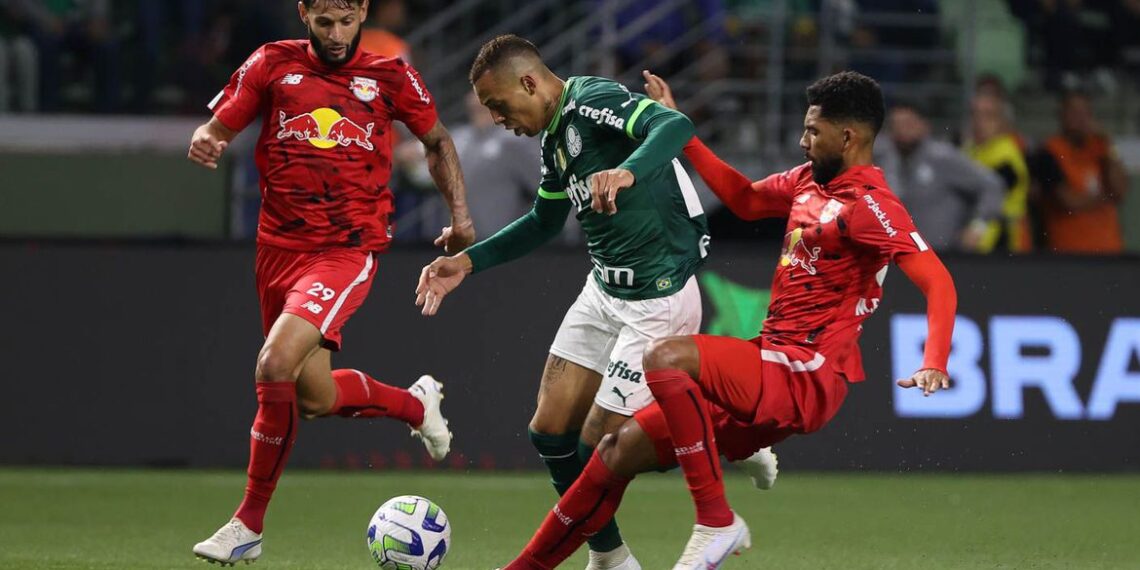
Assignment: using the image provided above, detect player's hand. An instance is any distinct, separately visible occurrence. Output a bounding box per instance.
[589,168,635,215]
[415,254,472,316]
[434,218,475,254]
[643,70,677,111]
[897,368,951,397]
[187,124,228,170]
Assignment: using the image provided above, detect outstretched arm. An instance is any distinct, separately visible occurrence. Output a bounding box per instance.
[415,195,570,316]
[419,120,475,253]
[895,250,957,396]
[683,137,795,220]
[643,70,792,220]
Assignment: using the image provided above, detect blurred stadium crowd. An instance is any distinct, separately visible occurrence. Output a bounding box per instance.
[1,0,1137,253]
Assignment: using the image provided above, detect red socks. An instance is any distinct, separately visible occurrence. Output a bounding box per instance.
[644,369,733,528]
[506,452,632,570]
[234,381,298,534]
[327,369,424,426]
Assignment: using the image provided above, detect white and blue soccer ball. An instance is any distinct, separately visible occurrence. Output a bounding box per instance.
[367,495,450,570]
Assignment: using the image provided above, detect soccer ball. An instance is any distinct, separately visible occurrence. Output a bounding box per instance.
[367,495,450,570]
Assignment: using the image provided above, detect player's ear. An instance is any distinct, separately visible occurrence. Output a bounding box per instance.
[520,75,537,96]
[297,1,306,22]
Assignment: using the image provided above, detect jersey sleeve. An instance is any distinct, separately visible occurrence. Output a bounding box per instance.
[208,46,271,132]
[847,190,928,260]
[392,62,439,139]
[575,79,683,141]
[537,139,566,200]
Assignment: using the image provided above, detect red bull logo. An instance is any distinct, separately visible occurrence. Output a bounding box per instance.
[350,76,378,102]
[276,108,374,151]
[779,227,821,275]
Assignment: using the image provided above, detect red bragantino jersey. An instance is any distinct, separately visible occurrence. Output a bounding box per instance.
[759,163,929,382]
[210,40,438,252]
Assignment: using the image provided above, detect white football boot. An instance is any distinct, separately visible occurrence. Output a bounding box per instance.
[193,517,262,566]
[735,447,779,490]
[672,513,751,570]
[586,543,642,570]
[409,375,452,461]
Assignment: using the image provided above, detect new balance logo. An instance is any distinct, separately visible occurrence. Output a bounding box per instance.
[301,300,323,315]
[280,73,303,85]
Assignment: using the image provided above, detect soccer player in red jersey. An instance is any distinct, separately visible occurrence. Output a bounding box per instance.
[500,71,956,570]
[184,1,474,564]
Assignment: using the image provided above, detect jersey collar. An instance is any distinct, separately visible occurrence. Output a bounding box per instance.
[545,77,575,135]
[821,164,886,194]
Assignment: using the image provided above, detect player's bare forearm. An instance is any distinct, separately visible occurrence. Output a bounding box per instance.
[187,117,238,170]
[420,122,471,225]
[420,121,475,252]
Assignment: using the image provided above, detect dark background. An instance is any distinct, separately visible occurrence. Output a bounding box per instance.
[2,243,1136,472]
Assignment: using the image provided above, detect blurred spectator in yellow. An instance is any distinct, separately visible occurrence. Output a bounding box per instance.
[974,73,1029,151]
[966,92,1033,253]
[877,102,1005,252]
[360,0,410,61]
[1030,90,1128,253]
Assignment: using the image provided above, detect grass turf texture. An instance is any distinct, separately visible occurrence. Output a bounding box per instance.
[1,469,1138,569]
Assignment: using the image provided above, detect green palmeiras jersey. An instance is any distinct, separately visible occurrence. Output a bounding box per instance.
[467,76,710,300]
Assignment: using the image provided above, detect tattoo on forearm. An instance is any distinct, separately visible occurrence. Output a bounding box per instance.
[426,135,468,217]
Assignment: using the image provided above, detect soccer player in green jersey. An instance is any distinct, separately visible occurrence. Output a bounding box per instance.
[415,34,711,570]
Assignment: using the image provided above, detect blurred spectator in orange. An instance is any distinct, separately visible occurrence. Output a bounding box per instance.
[966,92,1033,252]
[877,102,1005,252]
[1030,90,1128,253]
[360,0,410,61]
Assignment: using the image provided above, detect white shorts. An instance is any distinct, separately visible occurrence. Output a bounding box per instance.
[549,274,702,415]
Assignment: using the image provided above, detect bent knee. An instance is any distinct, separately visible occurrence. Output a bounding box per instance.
[528,414,579,437]
[255,345,301,383]
[643,336,698,373]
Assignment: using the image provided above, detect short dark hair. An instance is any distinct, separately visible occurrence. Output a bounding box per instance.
[469,34,542,84]
[806,71,885,134]
[301,0,364,9]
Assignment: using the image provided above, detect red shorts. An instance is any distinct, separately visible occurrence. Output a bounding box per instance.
[255,245,378,351]
[636,334,848,464]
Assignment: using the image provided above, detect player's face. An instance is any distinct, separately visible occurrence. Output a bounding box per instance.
[800,105,845,185]
[300,0,367,66]
[473,73,545,137]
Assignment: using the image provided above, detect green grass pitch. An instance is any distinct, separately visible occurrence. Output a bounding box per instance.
[1,468,1138,569]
